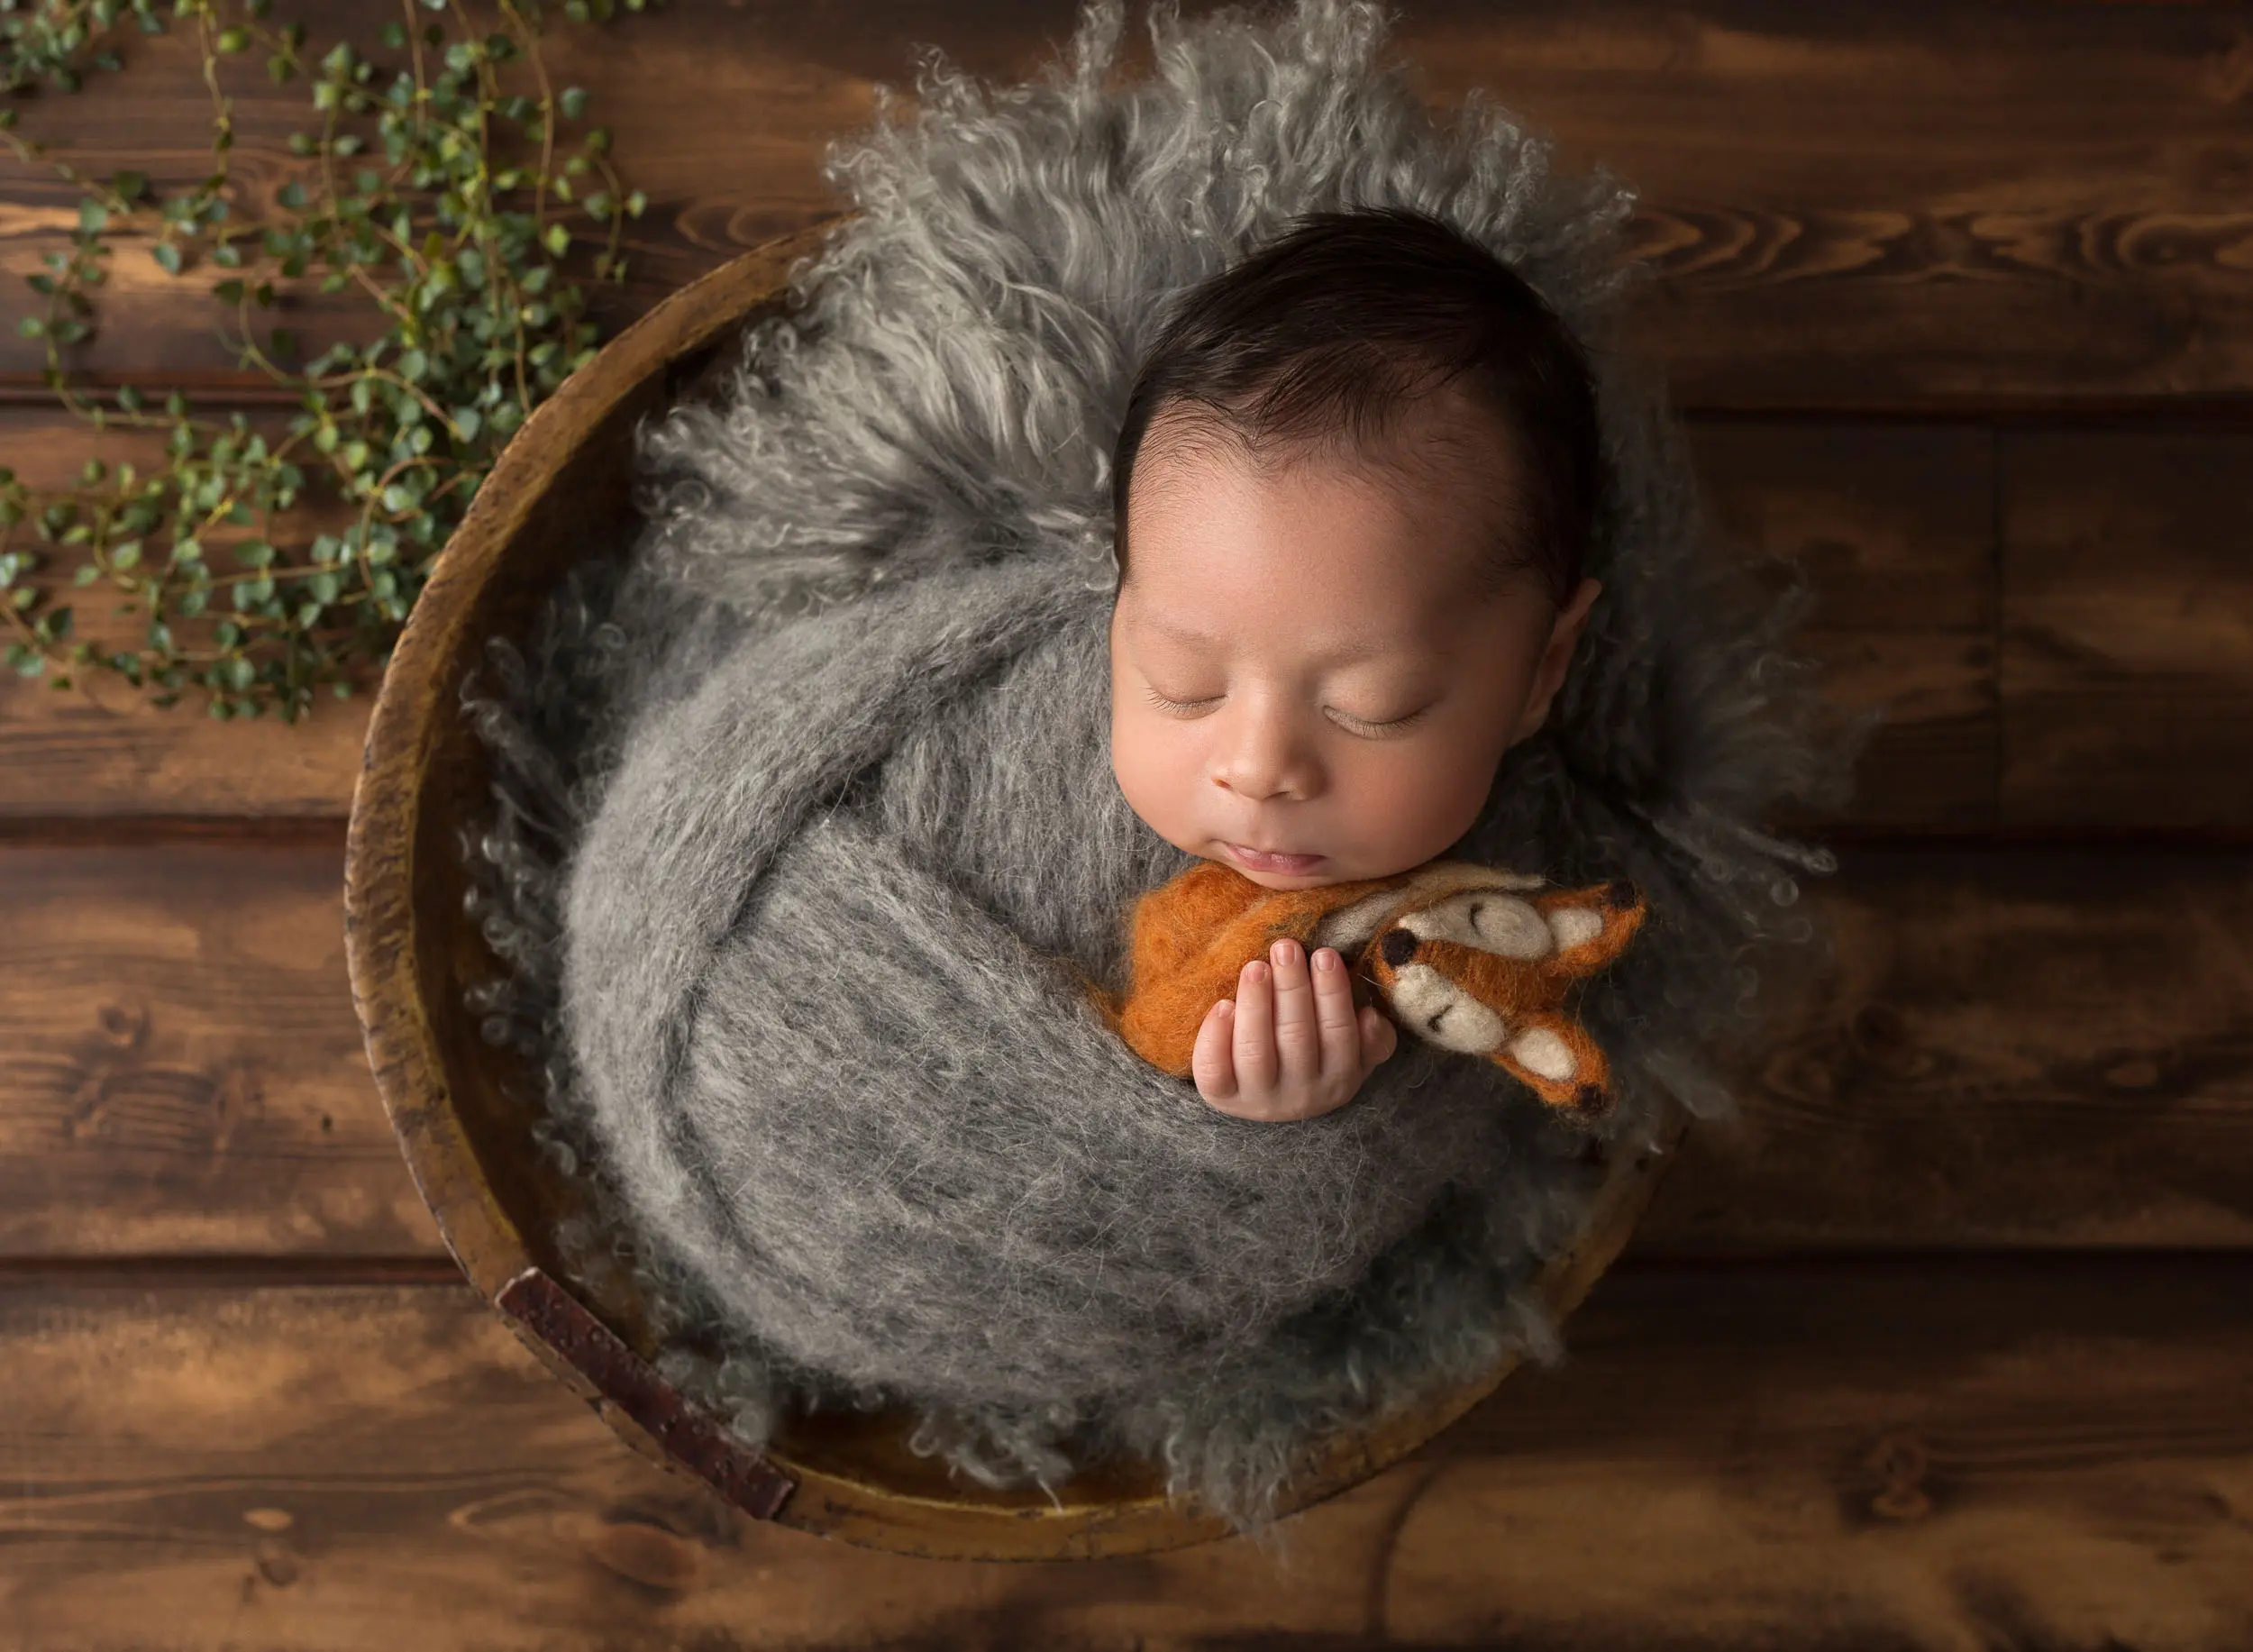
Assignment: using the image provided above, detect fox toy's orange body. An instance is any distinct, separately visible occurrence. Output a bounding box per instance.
[1091,859,1648,1123]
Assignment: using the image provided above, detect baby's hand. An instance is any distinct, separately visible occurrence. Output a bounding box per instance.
[1193,938,1400,1121]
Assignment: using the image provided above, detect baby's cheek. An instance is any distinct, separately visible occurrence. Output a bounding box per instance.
[1365,745,1500,861]
[1110,718,1194,834]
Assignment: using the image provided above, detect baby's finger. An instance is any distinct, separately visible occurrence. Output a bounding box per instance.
[1191,998,1239,1102]
[1266,938,1320,1089]
[1361,1004,1400,1066]
[1310,947,1361,1077]
[1231,957,1277,1092]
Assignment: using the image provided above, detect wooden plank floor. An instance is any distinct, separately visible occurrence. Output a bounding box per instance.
[3,1,2248,1644]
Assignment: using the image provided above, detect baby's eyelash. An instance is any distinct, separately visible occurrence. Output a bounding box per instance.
[1333,704,1432,735]
[1140,686,1430,735]
[1141,687,1214,716]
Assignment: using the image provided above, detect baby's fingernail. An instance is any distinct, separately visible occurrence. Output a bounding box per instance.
[1314,948,1336,972]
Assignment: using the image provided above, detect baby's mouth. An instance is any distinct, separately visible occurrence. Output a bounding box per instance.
[1223,842,1327,874]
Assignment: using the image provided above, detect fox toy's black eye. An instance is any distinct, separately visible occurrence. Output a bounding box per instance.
[1380,928,1417,968]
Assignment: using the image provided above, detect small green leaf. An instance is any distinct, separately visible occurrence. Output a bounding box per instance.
[559,87,588,121]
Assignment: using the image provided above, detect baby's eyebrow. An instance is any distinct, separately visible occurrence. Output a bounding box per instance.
[1129,609,1398,665]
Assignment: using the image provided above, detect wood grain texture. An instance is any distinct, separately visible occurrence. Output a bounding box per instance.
[2002,429,2253,834]
[2,1258,2246,1647]
[1639,842,2253,1252]
[0,840,440,1256]
[5,837,2246,1260]
[1404,1,2253,412]
[5,0,2249,407]
[1689,421,1997,838]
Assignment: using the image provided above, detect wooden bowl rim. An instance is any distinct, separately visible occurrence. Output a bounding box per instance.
[342,221,1690,1561]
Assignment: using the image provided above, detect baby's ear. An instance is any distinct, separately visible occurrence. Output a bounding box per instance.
[1513,577,1604,742]
[1552,576,1603,649]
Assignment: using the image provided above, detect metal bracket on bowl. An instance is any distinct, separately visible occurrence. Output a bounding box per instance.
[497,1264,797,1520]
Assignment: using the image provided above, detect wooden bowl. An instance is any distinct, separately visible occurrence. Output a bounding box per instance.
[342,221,1689,1561]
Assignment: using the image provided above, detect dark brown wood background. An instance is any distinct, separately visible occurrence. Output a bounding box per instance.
[5,1,2249,1644]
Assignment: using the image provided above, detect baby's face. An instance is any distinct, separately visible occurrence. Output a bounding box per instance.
[1108,397,1601,891]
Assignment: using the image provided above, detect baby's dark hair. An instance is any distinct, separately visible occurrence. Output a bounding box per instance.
[1111,204,1609,614]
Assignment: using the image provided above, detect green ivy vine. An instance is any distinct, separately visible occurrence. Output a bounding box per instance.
[0,0,653,719]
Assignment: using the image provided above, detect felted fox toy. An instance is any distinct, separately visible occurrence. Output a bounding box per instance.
[1094,858,1648,1123]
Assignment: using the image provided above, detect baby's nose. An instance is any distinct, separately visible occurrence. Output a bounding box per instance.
[1211,744,1315,804]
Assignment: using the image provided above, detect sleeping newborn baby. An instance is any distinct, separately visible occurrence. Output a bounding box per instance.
[1094,205,1646,1125]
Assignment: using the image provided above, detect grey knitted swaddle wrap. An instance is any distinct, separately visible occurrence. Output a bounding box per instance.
[465,0,1874,1523]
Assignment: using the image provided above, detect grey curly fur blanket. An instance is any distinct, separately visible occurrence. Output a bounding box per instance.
[455,0,1875,1530]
